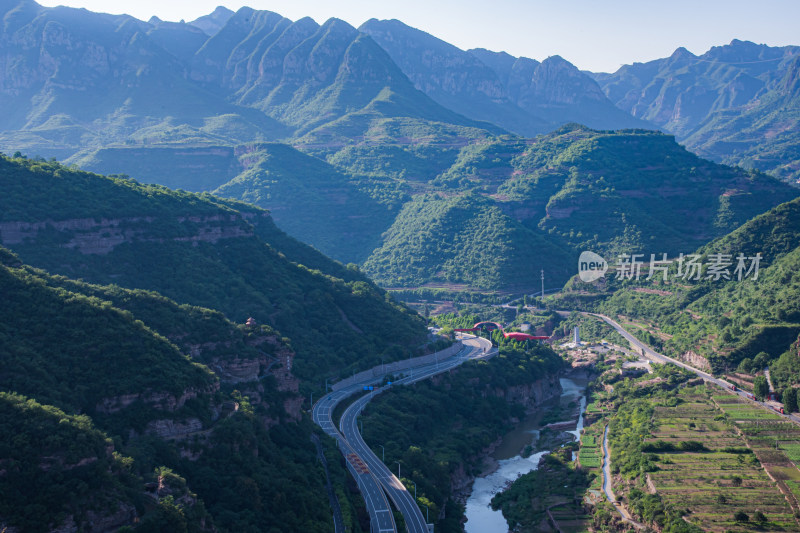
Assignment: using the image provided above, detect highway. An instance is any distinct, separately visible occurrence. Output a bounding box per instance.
[313,389,397,532]
[314,334,494,533]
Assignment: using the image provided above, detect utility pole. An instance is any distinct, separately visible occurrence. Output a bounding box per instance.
[541,269,545,298]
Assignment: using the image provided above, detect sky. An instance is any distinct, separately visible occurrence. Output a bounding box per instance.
[35,0,800,72]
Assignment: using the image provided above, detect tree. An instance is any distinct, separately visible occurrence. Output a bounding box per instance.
[753,351,769,370]
[753,510,766,524]
[734,511,749,523]
[783,388,798,413]
[737,357,753,373]
[753,376,769,400]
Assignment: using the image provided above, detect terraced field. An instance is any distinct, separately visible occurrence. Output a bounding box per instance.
[548,505,593,533]
[715,393,800,514]
[578,433,602,468]
[647,389,798,531]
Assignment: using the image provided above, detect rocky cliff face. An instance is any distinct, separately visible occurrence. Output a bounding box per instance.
[680,350,712,372]
[490,372,562,412]
[526,56,607,105]
[95,383,218,415]
[0,212,265,255]
[359,19,507,102]
[447,369,563,504]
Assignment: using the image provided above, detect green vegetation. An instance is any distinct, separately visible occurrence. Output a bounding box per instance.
[362,191,573,290]
[0,392,140,533]
[0,155,427,383]
[214,143,395,263]
[609,374,796,531]
[0,245,365,532]
[0,152,435,532]
[491,446,592,533]
[360,337,563,532]
[0,254,214,419]
[591,196,800,376]
[498,343,800,533]
[0,156,239,222]
[353,126,796,291]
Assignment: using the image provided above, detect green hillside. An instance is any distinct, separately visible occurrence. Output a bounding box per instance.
[214,143,394,262]
[0,154,427,382]
[362,192,573,290]
[19,125,791,296]
[592,196,800,374]
[341,125,798,290]
[0,246,361,532]
[0,254,213,416]
[0,392,142,533]
[494,125,797,256]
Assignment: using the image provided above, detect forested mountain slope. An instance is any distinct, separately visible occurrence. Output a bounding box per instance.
[0,245,360,532]
[259,124,796,291]
[592,196,800,374]
[0,154,426,381]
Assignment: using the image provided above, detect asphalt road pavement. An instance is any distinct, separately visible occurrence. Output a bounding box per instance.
[313,334,493,533]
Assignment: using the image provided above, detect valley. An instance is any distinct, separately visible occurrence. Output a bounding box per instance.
[1,1,800,532]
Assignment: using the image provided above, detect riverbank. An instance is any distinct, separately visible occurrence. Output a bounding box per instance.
[463,370,590,532]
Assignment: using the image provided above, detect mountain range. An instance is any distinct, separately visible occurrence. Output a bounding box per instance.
[1,0,798,292]
[594,39,800,183]
[1,2,797,186]
[3,2,800,531]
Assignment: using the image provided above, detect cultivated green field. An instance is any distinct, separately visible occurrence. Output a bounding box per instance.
[647,389,798,531]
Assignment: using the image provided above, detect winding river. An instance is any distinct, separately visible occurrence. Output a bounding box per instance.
[464,376,588,532]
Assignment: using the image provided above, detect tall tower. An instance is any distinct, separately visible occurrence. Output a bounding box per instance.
[540,269,544,297]
[574,326,580,345]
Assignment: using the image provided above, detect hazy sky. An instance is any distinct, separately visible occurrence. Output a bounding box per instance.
[36,0,800,72]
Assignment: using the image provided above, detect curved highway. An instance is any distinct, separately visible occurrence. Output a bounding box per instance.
[313,389,397,532]
[314,334,494,533]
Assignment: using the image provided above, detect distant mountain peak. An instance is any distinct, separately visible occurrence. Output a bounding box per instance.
[188,4,234,35]
[531,55,607,103]
[670,46,695,59]
[729,38,754,47]
[210,6,233,16]
[541,54,569,65]
[319,16,357,33]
